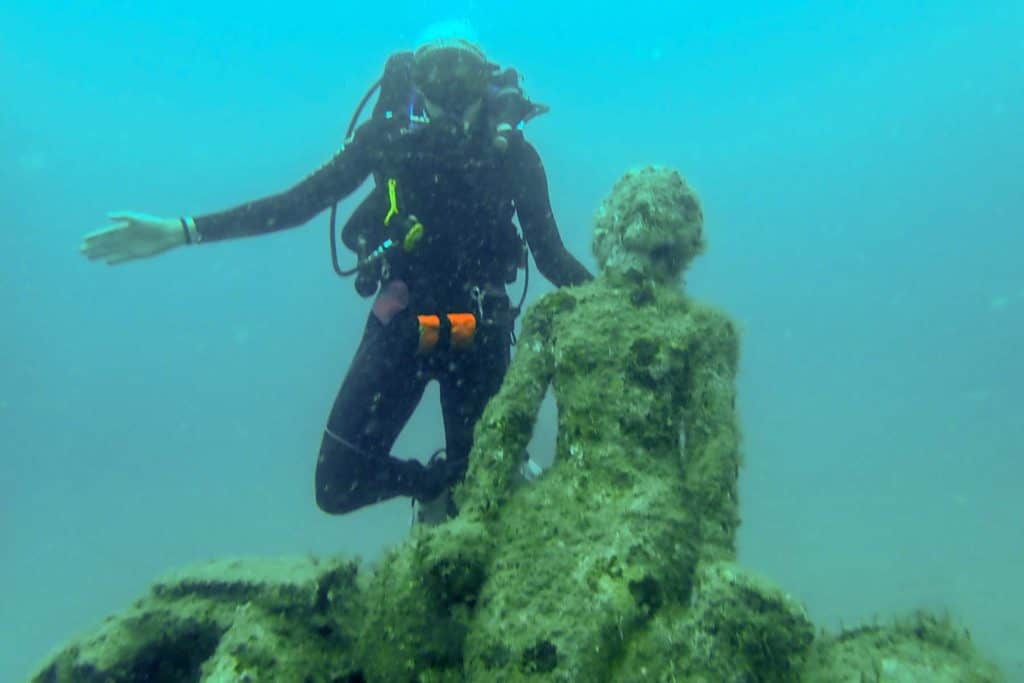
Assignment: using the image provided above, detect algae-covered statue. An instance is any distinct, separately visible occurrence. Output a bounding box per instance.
[33,168,1004,682]
[449,165,749,669]
[357,166,814,681]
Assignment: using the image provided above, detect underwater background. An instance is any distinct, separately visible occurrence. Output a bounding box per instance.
[2,1,1021,680]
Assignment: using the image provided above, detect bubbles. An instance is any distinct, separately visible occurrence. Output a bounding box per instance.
[416,18,479,47]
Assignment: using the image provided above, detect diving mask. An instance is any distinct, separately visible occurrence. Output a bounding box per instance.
[412,39,491,116]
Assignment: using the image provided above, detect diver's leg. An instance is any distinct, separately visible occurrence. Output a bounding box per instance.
[437,323,512,490]
[315,312,432,514]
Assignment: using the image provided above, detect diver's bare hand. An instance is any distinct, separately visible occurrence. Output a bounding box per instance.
[80,211,187,265]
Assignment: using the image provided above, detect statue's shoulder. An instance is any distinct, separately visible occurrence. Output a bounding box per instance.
[687,300,736,331]
[684,300,741,367]
[530,284,592,319]
[520,287,582,340]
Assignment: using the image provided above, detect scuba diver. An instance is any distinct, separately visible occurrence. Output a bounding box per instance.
[80,38,592,522]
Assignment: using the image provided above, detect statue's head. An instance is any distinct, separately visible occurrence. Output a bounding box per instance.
[592,166,705,283]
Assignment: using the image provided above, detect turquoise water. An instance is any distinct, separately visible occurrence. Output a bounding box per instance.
[3,2,1021,679]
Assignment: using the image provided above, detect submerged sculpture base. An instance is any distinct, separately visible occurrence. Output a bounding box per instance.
[32,554,1001,682]
[33,557,363,683]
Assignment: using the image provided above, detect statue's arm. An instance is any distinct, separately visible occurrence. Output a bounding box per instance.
[680,310,742,563]
[455,295,562,517]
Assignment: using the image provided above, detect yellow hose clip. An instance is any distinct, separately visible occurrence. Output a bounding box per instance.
[384,178,400,226]
[403,219,425,252]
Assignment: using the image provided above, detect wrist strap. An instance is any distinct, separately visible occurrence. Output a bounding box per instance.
[179,216,199,244]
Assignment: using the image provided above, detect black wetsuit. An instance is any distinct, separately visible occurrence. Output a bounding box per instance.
[194,112,590,514]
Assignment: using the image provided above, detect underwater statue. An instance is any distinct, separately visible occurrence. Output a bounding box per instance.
[33,168,1003,683]
[355,166,812,681]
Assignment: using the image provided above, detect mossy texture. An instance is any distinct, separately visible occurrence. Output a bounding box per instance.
[802,612,1004,682]
[31,167,1002,682]
[446,278,742,681]
[32,556,362,682]
[614,562,814,683]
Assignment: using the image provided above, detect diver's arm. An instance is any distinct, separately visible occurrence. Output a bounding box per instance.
[193,121,383,242]
[80,121,386,265]
[511,141,592,286]
[455,293,562,518]
[680,310,743,564]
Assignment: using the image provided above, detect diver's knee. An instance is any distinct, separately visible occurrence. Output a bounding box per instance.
[314,446,362,514]
[315,489,346,514]
[315,479,361,515]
